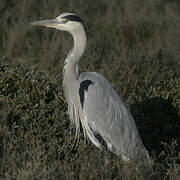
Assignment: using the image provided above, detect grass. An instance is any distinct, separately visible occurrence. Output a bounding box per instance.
[0,0,180,179]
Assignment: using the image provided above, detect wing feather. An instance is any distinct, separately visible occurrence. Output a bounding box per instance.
[79,72,149,159]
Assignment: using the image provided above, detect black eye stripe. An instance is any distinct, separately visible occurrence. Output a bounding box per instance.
[62,14,87,35]
[62,15,83,23]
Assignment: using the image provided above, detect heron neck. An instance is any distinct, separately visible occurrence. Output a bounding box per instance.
[63,28,86,78]
[62,27,87,97]
[71,29,87,66]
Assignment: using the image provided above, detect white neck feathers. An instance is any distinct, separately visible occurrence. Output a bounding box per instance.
[62,25,87,138]
[62,25,87,97]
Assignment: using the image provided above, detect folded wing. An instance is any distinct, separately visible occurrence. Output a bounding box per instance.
[79,72,149,160]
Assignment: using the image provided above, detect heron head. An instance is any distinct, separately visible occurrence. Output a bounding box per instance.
[30,13,85,34]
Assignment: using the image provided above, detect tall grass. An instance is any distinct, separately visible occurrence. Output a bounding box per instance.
[0,0,180,179]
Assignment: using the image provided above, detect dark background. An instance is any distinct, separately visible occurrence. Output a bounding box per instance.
[0,0,179,179]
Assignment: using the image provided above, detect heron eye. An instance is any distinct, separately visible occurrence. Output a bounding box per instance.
[61,19,68,24]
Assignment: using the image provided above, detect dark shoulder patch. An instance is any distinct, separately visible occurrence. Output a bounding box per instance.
[79,80,93,108]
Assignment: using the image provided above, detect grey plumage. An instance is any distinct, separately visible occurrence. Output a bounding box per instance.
[31,12,149,161]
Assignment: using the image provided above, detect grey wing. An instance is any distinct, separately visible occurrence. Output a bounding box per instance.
[79,72,149,159]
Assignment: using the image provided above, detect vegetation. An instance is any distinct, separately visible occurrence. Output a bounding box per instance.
[0,0,179,179]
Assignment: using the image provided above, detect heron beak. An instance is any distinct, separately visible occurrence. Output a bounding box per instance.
[30,19,59,28]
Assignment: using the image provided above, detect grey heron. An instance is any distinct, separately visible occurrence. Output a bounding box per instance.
[31,12,149,161]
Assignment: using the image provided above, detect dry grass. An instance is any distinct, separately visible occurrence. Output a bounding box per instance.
[0,0,180,179]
